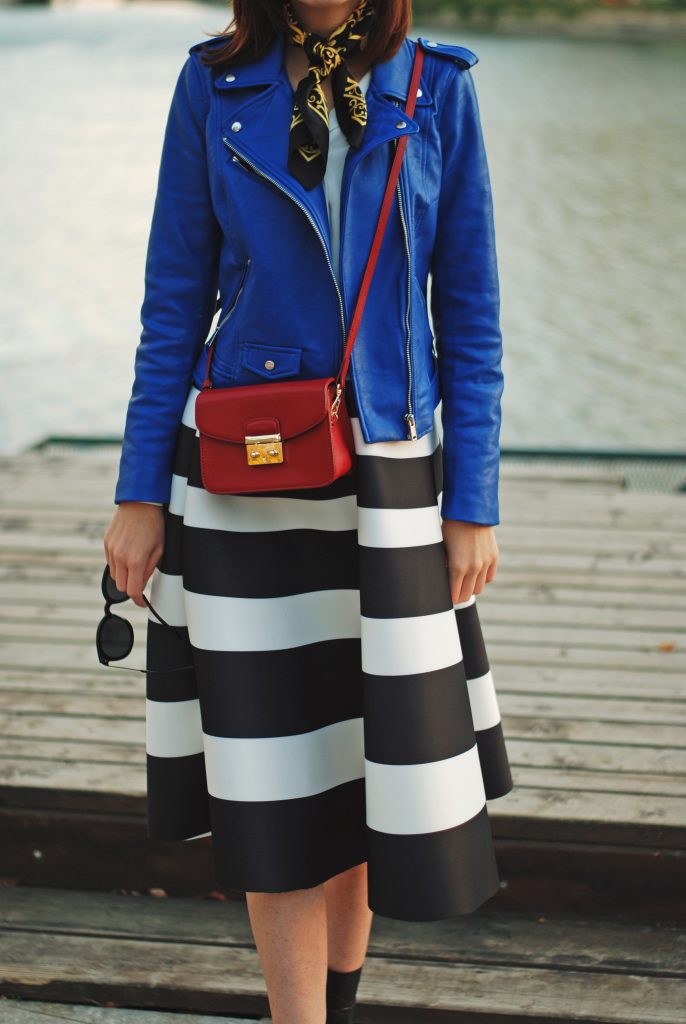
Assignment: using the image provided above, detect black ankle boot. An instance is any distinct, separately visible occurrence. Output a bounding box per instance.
[326,1007,356,1024]
[326,965,363,1024]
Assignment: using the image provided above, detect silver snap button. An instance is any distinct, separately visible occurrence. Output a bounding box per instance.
[264,359,275,371]
[231,121,242,132]
[225,73,236,82]
[396,121,407,129]
[417,88,423,97]
[426,40,437,47]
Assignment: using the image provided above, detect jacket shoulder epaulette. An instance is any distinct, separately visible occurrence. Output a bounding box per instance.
[188,34,232,58]
[416,37,478,69]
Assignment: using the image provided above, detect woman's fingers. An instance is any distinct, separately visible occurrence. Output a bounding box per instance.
[142,546,164,597]
[461,569,480,603]
[123,557,146,607]
[101,505,165,607]
[474,562,491,595]
[442,520,499,603]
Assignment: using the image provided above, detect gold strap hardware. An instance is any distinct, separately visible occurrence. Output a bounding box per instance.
[330,382,343,421]
[245,433,283,466]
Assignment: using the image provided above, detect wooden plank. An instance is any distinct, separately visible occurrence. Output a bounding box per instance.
[0,999,264,1024]
[488,644,686,673]
[2,808,683,914]
[0,897,684,1023]
[0,670,144,697]
[0,553,105,570]
[7,666,682,702]
[0,758,683,809]
[2,886,684,975]
[481,602,686,628]
[501,466,628,485]
[1,639,684,677]
[498,713,685,747]
[0,693,145,718]
[2,617,686,658]
[492,787,686,846]
[486,570,686,592]
[485,619,681,651]
[1,758,685,845]
[0,660,683,704]
[1,734,683,779]
[483,584,686,609]
[0,808,218,896]
[0,712,144,744]
[0,703,683,751]
[0,708,683,752]
[0,760,145,801]
[505,766,686,797]
[503,737,686,774]
[1,728,683,784]
[0,738,145,765]
[0,644,145,674]
[0,689,684,729]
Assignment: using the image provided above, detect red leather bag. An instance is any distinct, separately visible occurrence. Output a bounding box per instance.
[195,46,424,495]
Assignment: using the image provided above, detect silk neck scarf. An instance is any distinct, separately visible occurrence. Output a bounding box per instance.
[282,0,377,190]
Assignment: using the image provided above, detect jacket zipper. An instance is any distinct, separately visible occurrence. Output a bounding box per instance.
[205,256,251,348]
[222,138,347,364]
[393,132,417,440]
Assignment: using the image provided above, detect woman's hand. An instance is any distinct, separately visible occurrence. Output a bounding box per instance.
[441,519,499,604]
[103,503,165,608]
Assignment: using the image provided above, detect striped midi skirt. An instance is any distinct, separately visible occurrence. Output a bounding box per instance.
[145,380,514,922]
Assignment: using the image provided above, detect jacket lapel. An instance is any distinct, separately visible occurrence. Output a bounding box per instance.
[211,33,429,262]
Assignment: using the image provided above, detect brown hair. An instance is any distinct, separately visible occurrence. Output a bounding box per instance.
[196,0,412,72]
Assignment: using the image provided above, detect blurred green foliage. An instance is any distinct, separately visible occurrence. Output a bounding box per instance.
[413,0,686,24]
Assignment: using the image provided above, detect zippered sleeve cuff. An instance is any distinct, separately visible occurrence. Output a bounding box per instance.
[114,461,173,506]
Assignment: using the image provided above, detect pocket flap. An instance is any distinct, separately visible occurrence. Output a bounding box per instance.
[241,343,302,381]
[195,376,336,445]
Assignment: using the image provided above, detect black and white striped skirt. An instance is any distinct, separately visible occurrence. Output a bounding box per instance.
[145,380,513,922]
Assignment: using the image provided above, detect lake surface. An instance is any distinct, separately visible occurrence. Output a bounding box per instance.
[1,2,684,456]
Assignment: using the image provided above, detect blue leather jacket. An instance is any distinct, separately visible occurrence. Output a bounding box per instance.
[113,32,504,524]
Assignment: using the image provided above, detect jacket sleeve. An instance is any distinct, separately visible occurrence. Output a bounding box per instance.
[429,64,504,526]
[113,53,222,505]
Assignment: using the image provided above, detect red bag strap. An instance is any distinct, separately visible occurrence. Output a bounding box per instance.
[335,43,424,392]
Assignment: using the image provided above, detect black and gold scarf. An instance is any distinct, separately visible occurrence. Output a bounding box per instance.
[283,0,376,190]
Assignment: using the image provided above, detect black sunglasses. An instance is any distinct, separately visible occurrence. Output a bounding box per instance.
[96,564,194,674]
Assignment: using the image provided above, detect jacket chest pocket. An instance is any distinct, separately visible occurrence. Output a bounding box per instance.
[239,342,303,382]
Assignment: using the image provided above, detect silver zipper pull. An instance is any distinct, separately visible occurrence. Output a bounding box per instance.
[405,413,417,440]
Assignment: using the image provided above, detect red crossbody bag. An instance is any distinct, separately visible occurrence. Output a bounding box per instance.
[194,45,424,495]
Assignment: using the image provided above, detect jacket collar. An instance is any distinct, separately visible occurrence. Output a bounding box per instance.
[204,33,430,256]
[208,31,433,106]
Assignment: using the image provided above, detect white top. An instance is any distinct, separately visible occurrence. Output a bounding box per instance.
[323,69,372,282]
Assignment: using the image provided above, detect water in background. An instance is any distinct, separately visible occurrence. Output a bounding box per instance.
[1,3,684,455]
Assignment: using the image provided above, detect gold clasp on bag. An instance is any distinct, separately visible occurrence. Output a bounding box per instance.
[245,434,283,466]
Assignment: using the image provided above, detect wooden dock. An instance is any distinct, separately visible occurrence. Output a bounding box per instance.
[1,442,685,1023]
